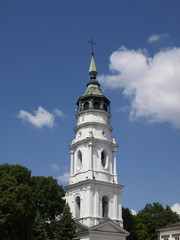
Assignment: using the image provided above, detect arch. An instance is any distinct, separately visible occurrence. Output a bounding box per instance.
[75,196,81,218]
[77,150,82,170]
[101,150,107,168]
[102,196,109,217]
[84,102,89,110]
[94,101,100,109]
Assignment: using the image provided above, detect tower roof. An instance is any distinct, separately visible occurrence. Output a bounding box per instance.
[76,51,110,112]
[89,52,98,78]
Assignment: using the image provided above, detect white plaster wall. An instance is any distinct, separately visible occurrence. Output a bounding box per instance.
[160,229,180,239]
[71,139,116,184]
[65,181,123,228]
[75,125,112,143]
[77,110,110,125]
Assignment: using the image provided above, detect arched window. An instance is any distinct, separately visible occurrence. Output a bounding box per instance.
[75,196,81,218]
[94,102,100,109]
[84,102,89,110]
[101,150,107,168]
[102,196,109,217]
[77,150,82,170]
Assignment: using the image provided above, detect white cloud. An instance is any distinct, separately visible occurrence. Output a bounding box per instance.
[57,172,70,184]
[131,209,137,215]
[99,46,180,128]
[51,163,60,171]
[18,106,65,128]
[54,108,65,117]
[171,203,180,215]
[148,33,169,43]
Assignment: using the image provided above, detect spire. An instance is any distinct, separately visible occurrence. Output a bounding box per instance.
[88,39,98,78]
[89,52,98,78]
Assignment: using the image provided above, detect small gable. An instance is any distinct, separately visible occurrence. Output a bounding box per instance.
[76,221,89,232]
[92,220,129,235]
[97,224,120,233]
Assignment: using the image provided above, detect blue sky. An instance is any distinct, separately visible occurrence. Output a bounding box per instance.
[0,0,180,214]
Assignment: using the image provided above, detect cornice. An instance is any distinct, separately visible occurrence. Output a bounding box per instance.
[64,179,124,191]
[74,121,113,133]
[69,137,118,149]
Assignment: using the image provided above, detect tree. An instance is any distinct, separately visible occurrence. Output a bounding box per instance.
[0,164,66,240]
[57,203,77,240]
[0,164,36,240]
[31,176,65,239]
[135,202,180,240]
[122,207,137,240]
[31,211,49,240]
[135,222,150,240]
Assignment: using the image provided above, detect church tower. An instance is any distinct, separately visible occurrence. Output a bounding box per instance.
[65,49,129,240]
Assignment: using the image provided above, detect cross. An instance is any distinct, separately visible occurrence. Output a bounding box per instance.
[89,38,96,53]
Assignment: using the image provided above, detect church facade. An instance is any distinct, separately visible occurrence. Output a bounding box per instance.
[65,51,129,240]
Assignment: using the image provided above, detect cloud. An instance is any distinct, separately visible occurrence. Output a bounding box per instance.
[18,106,65,128]
[148,33,169,43]
[99,46,180,128]
[57,172,70,184]
[51,164,60,171]
[54,108,65,117]
[131,209,137,215]
[171,203,180,215]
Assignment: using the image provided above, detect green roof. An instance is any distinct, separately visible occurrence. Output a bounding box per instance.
[89,52,98,78]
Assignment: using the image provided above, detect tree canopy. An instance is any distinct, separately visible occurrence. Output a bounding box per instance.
[123,202,180,240]
[0,164,66,240]
[0,164,36,240]
[122,207,137,240]
[57,203,77,240]
[31,176,65,240]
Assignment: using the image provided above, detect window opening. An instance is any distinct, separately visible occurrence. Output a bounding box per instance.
[102,196,109,217]
[75,196,80,218]
[84,102,89,110]
[101,150,106,168]
[94,102,100,109]
[104,104,107,111]
[77,150,82,170]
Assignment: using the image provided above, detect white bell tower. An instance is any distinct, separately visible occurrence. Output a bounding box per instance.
[65,50,129,240]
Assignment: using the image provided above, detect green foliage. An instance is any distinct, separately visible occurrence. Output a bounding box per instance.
[31,176,65,239]
[0,164,66,240]
[135,202,180,240]
[135,222,150,240]
[57,203,77,240]
[31,176,65,220]
[0,164,36,240]
[31,211,49,240]
[122,207,137,240]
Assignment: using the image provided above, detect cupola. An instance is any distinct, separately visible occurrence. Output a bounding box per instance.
[76,52,110,113]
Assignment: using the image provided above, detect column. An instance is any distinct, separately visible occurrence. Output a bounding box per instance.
[114,193,118,219]
[70,151,74,176]
[89,142,93,170]
[113,150,117,175]
[95,188,100,217]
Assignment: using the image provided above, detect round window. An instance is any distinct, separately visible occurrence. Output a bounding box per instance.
[102,130,106,136]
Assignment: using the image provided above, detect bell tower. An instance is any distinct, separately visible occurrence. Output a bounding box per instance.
[65,48,129,239]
